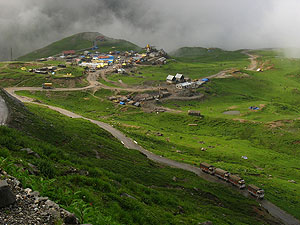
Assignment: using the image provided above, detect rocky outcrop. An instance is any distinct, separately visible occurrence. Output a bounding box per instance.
[0,180,16,208]
[20,148,41,159]
[0,169,80,225]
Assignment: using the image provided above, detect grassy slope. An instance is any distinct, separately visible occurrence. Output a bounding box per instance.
[16,49,300,219]
[17,33,93,61]
[108,48,248,86]
[95,38,141,53]
[0,61,88,88]
[17,32,141,61]
[0,91,275,225]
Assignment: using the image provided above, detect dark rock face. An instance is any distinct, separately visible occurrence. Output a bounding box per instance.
[64,213,79,224]
[0,180,16,208]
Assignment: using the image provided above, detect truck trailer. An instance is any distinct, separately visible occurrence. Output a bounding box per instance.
[214,168,230,181]
[200,162,215,175]
[248,184,264,199]
[228,174,245,189]
[42,83,53,89]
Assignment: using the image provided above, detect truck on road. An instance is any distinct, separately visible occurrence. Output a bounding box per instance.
[42,83,53,89]
[200,162,215,175]
[228,174,246,189]
[248,184,264,199]
[214,168,230,181]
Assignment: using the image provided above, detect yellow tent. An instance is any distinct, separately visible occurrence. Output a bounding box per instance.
[21,67,27,71]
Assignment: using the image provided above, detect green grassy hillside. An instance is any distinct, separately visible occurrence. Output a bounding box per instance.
[15,49,300,220]
[17,32,141,61]
[0,89,278,225]
[0,61,88,88]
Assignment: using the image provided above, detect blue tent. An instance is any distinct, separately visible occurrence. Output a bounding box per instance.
[120,102,125,105]
[249,106,260,110]
[202,78,209,82]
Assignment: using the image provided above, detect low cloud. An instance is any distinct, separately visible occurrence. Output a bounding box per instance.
[1,0,300,60]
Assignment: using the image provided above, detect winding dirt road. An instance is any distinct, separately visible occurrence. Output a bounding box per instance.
[2,52,300,224]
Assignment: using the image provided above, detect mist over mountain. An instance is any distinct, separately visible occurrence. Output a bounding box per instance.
[1,0,300,60]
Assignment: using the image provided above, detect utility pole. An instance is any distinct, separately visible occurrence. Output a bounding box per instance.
[10,48,13,61]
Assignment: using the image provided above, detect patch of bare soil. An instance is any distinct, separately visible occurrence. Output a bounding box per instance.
[223,110,240,115]
[119,123,141,129]
[266,119,293,129]
[259,104,266,109]
[53,77,84,88]
[232,118,247,123]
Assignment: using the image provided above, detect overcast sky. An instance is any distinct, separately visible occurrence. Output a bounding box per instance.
[1,0,300,60]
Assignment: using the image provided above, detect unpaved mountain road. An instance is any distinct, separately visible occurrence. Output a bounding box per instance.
[0,96,8,125]
[243,50,259,71]
[2,52,300,224]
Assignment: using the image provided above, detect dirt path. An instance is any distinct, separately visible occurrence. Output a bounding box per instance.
[0,96,8,125]
[162,94,204,101]
[243,50,259,71]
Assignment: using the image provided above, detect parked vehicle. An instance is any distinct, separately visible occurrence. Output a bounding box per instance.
[228,174,245,189]
[42,83,53,89]
[248,184,264,199]
[214,168,230,181]
[200,162,215,175]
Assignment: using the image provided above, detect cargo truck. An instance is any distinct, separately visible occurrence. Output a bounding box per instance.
[214,168,230,181]
[228,174,245,189]
[200,162,215,175]
[248,184,264,199]
[42,83,53,89]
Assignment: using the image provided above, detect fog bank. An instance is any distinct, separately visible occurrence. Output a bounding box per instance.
[1,0,300,60]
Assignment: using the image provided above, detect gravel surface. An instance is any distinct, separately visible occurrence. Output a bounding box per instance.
[223,110,241,115]
[0,170,77,225]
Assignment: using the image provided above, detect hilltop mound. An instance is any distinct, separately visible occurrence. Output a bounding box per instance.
[17,32,141,61]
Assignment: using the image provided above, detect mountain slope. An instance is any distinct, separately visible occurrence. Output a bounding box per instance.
[17,32,141,61]
[0,89,279,225]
